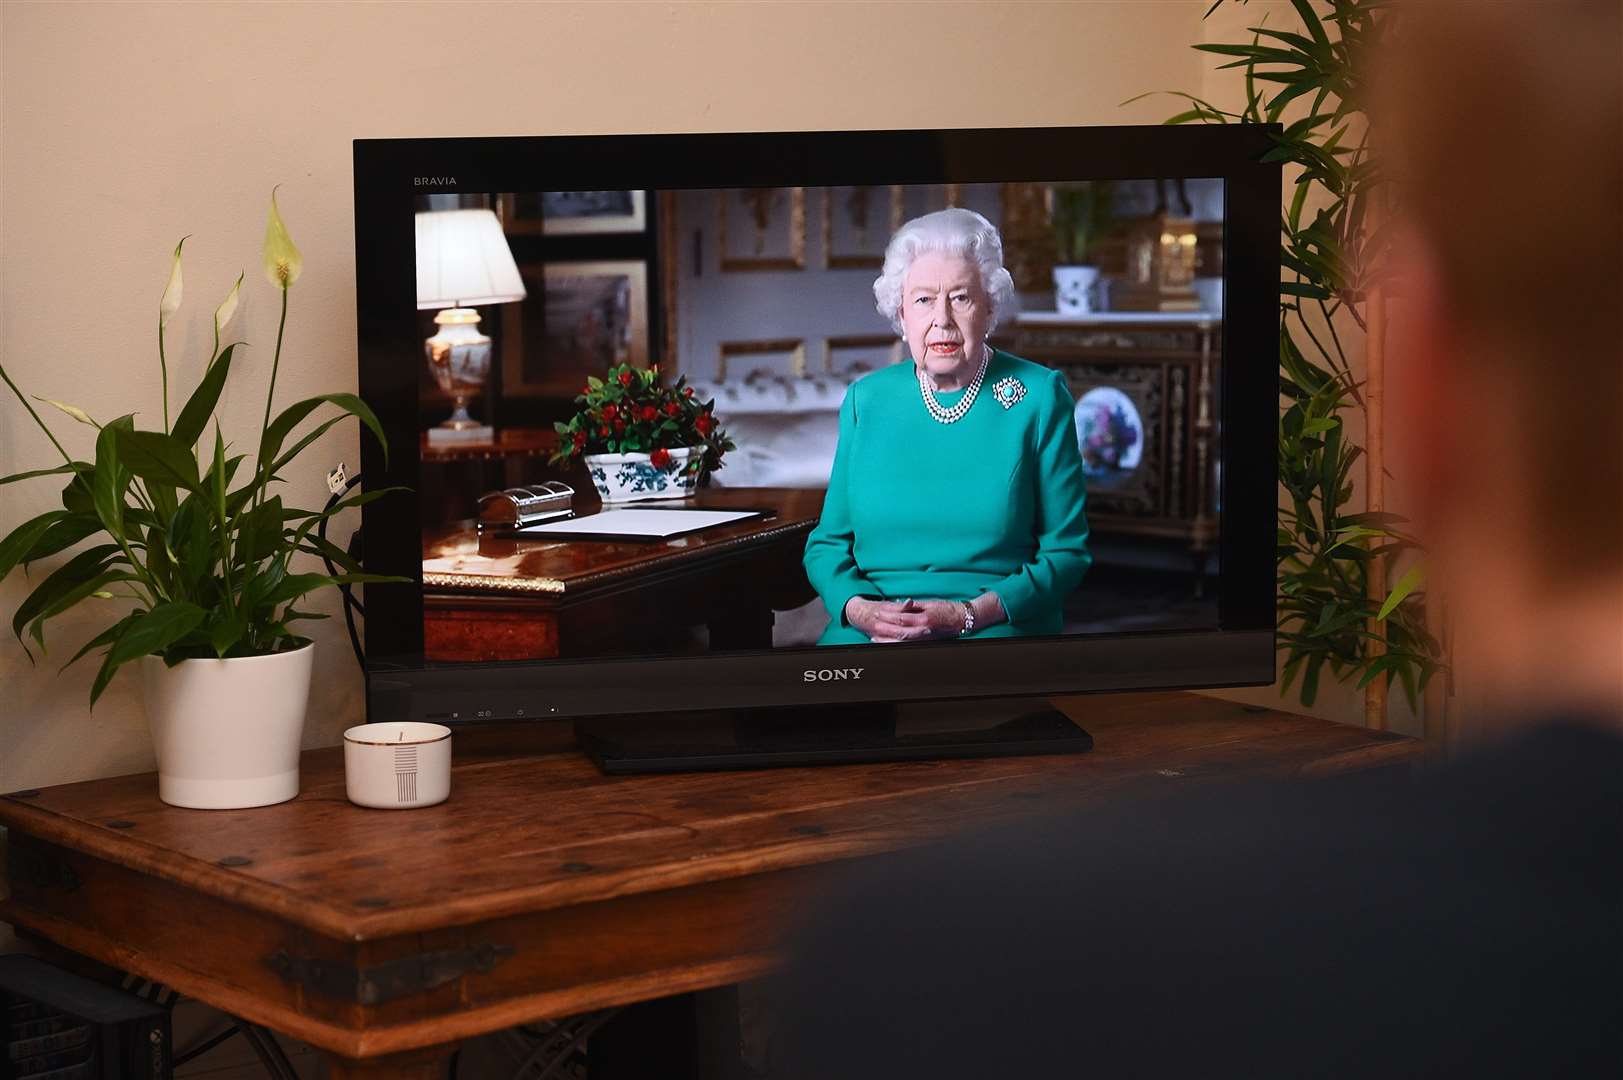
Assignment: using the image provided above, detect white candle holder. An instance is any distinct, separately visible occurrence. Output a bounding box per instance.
[343,722,452,809]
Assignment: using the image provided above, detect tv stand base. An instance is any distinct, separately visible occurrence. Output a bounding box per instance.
[575,696,1092,774]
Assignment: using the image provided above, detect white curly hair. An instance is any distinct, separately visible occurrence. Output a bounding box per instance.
[872,207,1018,337]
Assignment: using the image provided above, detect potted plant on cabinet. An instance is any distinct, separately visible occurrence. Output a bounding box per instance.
[1051,181,1115,315]
[0,190,406,809]
[549,363,735,503]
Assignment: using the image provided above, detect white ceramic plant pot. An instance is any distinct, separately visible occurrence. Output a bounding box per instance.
[1053,265,1102,315]
[584,446,705,503]
[140,643,314,809]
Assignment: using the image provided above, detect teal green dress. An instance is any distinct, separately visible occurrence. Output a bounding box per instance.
[803,348,1091,645]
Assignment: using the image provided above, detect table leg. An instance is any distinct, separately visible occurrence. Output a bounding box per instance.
[319,1043,459,1079]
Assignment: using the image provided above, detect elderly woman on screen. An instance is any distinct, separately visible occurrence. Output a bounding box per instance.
[803,207,1092,646]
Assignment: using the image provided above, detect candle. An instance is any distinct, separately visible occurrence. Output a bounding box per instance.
[342,722,452,809]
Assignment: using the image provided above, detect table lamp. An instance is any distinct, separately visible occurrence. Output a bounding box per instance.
[415,208,527,444]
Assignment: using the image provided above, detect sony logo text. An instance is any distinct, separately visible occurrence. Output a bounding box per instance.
[803,668,866,683]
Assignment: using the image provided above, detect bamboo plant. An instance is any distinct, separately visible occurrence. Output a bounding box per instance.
[1131,0,1443,709]
[0,190,405,704]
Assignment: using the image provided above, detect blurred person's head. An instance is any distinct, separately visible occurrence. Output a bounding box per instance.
[1378,0,1622,720]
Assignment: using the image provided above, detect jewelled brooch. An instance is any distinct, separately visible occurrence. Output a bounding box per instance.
[992,376,1027,410]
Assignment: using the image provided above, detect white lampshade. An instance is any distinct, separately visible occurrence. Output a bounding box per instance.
[414,209,527,310]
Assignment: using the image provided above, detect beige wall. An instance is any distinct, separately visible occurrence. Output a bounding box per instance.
[2,0,1223,797]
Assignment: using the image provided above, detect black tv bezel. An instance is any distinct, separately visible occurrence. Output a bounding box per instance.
[354,124,1279,724]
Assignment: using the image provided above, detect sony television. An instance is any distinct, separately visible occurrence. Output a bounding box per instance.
[353,125,1279,772]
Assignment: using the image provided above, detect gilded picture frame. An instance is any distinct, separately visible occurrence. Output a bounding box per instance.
[822,186,904,269]
[501,260,650,398]
[718,188,807,271]
[716,338,807,380]
[499,191,647,236]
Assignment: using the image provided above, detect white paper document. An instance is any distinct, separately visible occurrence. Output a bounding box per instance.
[517,508,762,539]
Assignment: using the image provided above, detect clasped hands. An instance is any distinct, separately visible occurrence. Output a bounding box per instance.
[845,596,978,643]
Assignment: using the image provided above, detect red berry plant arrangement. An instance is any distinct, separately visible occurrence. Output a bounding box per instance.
[549,364,734,500]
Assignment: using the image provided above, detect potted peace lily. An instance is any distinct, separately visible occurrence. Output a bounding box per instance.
[0,190,404,810]
[549,363,734,503]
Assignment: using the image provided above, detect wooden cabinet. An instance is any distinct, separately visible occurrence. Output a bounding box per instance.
[1002,313,1221,590]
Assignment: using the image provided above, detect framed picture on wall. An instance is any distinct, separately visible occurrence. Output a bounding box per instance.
[718,188,807,271]
[499,191,648,236]
[822,186,904,269]
[717,338,807,380]
[823,334,903,376]
[501,260,650,398]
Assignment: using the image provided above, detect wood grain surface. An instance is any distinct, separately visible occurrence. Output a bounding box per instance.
[421,487,822,599]
[0,692,1415,1060]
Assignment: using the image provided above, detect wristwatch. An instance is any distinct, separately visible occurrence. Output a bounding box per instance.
[959,600,976,637]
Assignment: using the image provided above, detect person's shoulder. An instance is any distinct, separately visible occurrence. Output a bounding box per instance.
[853,360,916,391]
[842,359,914,410]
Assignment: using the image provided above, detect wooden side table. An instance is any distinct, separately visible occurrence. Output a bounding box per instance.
[0,692,1415,1077]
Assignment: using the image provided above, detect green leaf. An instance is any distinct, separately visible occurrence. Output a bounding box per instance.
[239,558,286,618]
[258,393,389,478]
[172,343,239,447]
[1325,526,1384,554]
[92,417,134,536]
[207,610,246,658]
[25,568,141,654]
[1250,26,1329,60]
[60,611,141,673]
[0,511,70,584]
[145,525,174,594]
[103,601,208,668]
[1164,107,1224,126]
[112,427,202,492]
[284,486,407,553]
[1339,511,1411,528]
[296,534,363,574]
[237,495,285,563]
[16,544,125,618]
[1287,177,1311,233]
[1192,43,1307,64]
[1301,653,1325,707]
[1291,0,1332,50]
[61,472,96,515]
[1376,563,1424,621]
[88,643,123,706]
[257,571,333,609]
[267,413,347,477]
[21,514,103,569]
[147,479,178,525]
[2,463,88,487]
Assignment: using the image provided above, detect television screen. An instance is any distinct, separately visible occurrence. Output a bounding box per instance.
[355,128,1278,733]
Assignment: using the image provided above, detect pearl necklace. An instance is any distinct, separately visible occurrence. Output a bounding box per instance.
[916,344,990,425]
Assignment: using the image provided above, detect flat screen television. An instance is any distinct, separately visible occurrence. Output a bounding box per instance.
[353,125,1279,771]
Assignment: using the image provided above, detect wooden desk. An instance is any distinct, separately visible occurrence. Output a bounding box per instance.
[0,693,1416,1077]
[422,487,821,662]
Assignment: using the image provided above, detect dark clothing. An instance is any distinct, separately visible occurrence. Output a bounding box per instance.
[773,718,1622,1078]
